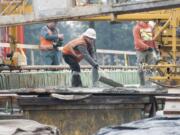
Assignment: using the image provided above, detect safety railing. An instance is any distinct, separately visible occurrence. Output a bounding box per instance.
[0,43,136,66]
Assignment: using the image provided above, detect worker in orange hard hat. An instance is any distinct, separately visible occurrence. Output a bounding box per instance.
[40,21,64,65]
[62,28,99,87]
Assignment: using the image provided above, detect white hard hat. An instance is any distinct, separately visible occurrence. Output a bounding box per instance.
[148,21,156,28]
[82,28,96,39]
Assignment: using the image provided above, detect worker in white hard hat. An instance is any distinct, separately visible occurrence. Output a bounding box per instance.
[62,28,99,87]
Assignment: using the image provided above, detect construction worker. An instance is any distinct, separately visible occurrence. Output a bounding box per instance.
[40,21,64,65]
[0,48,3,65]
[133,21,157,86]
[62,28,99,87]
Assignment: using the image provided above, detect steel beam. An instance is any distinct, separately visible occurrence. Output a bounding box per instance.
[0,0,180,26]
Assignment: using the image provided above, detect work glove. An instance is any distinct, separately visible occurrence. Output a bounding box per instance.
[94,63,99,69]
[6,52,13,58]
[53,39,63,49]
[53,43,58,49]
[56,39,63,47]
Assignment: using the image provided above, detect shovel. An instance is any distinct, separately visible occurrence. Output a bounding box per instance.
[92,67,124,87]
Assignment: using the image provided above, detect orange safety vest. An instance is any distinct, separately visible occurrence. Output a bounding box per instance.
[62,37,88,62]
[40,28,53,47]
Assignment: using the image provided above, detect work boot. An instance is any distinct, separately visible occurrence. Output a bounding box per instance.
[139,70,145,86]
[92,67,99,87]
[71,72,82,87]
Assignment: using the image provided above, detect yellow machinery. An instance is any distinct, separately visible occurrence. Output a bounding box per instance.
[0,0,30,67]
[82,9,180,87]
[0,1,180,87]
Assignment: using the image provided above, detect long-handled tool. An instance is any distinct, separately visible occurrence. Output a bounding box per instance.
[98,75,124,87]
[95,68,124,87]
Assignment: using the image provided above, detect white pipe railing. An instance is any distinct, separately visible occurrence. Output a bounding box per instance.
[0,43,136,66]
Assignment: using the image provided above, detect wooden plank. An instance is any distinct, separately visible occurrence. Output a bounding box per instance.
[164,111,180,115]
[18,96,150,106]
[0,114,24,119]
[51,93,91,101]
[20,104,145,110]
[0,94,18,99]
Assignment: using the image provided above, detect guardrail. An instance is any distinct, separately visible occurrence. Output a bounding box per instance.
[0,43,136,66]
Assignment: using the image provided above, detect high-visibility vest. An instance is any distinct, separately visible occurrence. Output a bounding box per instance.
[40,28,53,47]
[62,37,88,62]
[133,23,155,51]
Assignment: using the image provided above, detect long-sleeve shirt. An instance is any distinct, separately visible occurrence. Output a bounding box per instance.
[40,26,59,42]
[75,45,98,67]
[133,22,156,51]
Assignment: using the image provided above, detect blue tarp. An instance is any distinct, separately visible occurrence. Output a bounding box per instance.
[95,117,180,135]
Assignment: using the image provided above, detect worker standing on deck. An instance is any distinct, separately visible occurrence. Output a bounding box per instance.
[40,21,64,65]
[0,48,3,65]
[62,28,99,87]
[133,21,157,86]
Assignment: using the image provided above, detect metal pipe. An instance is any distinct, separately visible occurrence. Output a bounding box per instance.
[153,16,171,40]
[0,65,138,72]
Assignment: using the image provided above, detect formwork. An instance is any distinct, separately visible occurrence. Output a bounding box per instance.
[17,88,158,135]
[0,70,139,89]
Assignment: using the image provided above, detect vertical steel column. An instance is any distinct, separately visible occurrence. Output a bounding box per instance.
[171,10,177,64]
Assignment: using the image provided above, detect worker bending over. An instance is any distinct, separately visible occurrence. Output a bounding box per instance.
[133,21,157,86]
[40,21,64,65]
[62,28,99,87]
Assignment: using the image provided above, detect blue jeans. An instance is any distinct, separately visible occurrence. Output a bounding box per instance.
[40,50,61,65]
[136,50,156,86]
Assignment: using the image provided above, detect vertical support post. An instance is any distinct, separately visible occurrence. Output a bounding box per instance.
[30,50,34,65]
[9,26,17,38]
[171,10,177,64]
[6,26,16,54]
[124,53,128,66]
[17,25,24,44]
[102,54,105,65]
